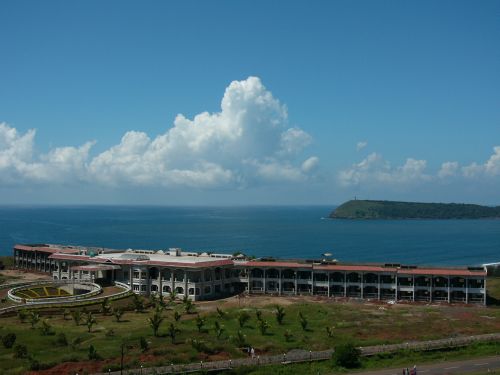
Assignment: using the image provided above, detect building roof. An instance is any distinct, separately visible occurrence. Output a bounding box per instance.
[15,244,80,254]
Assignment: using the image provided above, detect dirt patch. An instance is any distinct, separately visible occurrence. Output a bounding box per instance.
[0,269,51,283]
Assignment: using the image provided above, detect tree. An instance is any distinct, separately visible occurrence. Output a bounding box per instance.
[333,343,361,368]
[132,294,145,312]
[113,308,124,322]
[2,333,16,348]
[255,309,262,321]
[101,297,111,315]
[85,312,97,333]
[148,310,164,337]
[167,323,179,344]
[195,315,205,333]
[71,310,82,326]
[190,338,208,353]
[214,321,225,339]
[216,307,226,319]
[259,320,270,335]
[168,290,178,304]
[174,310,182,322]
[17,309,28,323]
[88,344,100,360]
[234,330,247,347]
[284,329,293,342]
[184,298,195,314]
[237,311,250,328]
[299,312,308,331]
[40,319,52,336]
[275,306,285,325]
[29,311,40,328]
[139,336,149,352]
[13,343,28,358]
[326,326,334,338]
[55,332,68,346]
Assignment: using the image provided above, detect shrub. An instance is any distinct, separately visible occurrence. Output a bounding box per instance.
[275,306,285,325]
[71,310,82,326]
[214,321,225,339]
[233,330,247,347]
[17,309,28,323]
[105,329,115,337]
[29,357,41,371]
[174,310,181,322]
[88,344,100,360]
[255,309,262,321]
[29,311,40,328]
[259,320,270,335]
[284,329,293,342]
[299,312,308,331]
[326,326,334,338]
[85,312,96,333]
[333,342,361,368]
[140,336,149,353]
[55,332,68,346]
[13,343,28,358]
[2,332,16,348]
[40,320,53,336]
[237,311,250,328]
[113,308,124,322]
[148,310,164,337]
[195,315,205,332]
[216,307,226,319]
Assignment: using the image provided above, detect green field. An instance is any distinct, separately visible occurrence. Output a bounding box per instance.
[0,291,499,374]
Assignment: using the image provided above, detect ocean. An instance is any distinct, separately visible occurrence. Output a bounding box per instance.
[0,205,499,266]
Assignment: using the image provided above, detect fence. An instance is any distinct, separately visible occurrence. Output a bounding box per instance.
[94,332,500,375]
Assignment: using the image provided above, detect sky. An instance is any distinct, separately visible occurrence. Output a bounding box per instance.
[0,1,499,205]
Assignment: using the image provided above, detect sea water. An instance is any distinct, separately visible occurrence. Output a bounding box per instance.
[0,205,499,266]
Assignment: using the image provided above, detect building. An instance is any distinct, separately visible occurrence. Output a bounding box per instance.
[13,244,487,304]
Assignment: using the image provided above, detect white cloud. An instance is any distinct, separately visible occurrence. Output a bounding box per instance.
[0,77,319,189]
[438,161,459,179]
[461,146,500,178]
[338,152,430,187]
[356,141,368,151]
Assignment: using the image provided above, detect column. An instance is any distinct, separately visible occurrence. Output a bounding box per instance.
[448,276,451,303]
[278,269,282,296]
[184,270,188,297]
[377,274,381,300]
[412,275,415,302]
[327,273,330,297]
[171,269,175,294]
[129,265,133,286]
[247,268,250,293]
[360,273,364,299]
[395,275,398,301]
[158,268,162,295]
[344,272,347,297]
[429,276,433,302]
[57,261,62,280]
[311,269,314,295]
[465,277,469,304]
[294,271,298,295]
[483,277,487,306]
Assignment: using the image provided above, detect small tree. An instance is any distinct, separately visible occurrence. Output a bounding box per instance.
[275,306,285,325]
[326,326,334,338]
[174,310,182,322]
[113,308,124,322]
[255,309,262,321]
[299,312,308,331]
[88,344,100,360]
[214,321,225,339]
[139,336,149,352]
[63,309,70,320]
[55,332,68,346]
[40,319,52,336]
[234,330,247,347]
[132,294,145,313]
[190,338,208,353]
[168,290,178,304]
[13,343,28,358]
[29,311,40,329]
[2,333,16,348]
[85,312,96,333]
[71,310,82,326]
[195,315,205,333]
[216,307,226,319]
[184,299,195,314]
[167,323,179,344]
[17,309,28,323]
[237,311,250,328]
[259,320,270,335]
[148,310,164,337]
[333,343,361,368]
[284,329,293,342]
[101,297,111,315]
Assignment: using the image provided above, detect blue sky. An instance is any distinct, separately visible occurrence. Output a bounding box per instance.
[0,1,499,205]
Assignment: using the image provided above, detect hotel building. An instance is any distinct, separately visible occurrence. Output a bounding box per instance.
[13,244,487,305]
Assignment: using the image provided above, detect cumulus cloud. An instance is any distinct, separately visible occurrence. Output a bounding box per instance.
[0,77,318,189]
[338,152,430,187]
[438,161,459,179]
[356,141,368,151]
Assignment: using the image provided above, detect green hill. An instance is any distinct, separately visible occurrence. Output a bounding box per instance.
[330,200,500,219]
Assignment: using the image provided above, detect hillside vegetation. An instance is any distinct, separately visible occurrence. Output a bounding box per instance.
[330,200,500,219]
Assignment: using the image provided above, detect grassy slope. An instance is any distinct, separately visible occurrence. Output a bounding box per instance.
[0,297,499,374]
[330,200,500,219]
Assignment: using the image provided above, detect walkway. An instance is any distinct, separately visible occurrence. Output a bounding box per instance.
[356,355,500,374]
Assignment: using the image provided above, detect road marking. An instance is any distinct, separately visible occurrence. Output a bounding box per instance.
[474,362,489,366]
[444,366,459,370]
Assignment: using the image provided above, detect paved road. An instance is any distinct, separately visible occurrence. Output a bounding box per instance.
[354,355,500,375]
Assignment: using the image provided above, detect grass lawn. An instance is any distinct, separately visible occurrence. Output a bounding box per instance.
[0,292,499,374]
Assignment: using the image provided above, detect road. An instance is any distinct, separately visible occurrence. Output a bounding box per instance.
[354,355,500,374]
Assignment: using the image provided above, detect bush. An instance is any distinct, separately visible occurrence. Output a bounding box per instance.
[88,344,100,360]
[29,357,41,371]
[13,343,28,358]
[333,342,361,368]
[55,332,68,346]
[140,336,149,353]
[2,333,16,348]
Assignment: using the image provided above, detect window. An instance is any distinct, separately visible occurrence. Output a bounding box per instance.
[133,271,140,279]
[141,284,147,292]
[175,287,184,294]
[189,288,195,295]
[133,285,140,291]
[163,285,171,293]
[195,288,201,296]
[151,285,158,292]
[204,286,211,294]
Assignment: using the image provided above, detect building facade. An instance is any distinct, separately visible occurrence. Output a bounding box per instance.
[13,244,487,304]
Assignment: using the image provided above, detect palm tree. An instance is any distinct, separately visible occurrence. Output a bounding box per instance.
[275,306,285,325]
[148,310,164,337]
[167,323,179,344]
[195,315,205,333]
[85,312,96,333]
[169,290,178,304]
[259,319,270,335]
[29,311,40,328]
[214,320,225,339]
